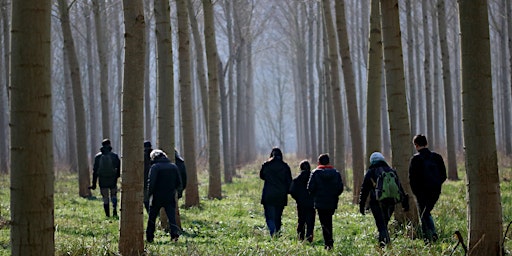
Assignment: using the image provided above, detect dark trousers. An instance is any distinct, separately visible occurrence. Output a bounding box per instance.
[296,205,315,241]
[146,201,178,241]
[370,201,395,244]
[264,205,285,236]
[417,199,437,240]
[317,208,335,247]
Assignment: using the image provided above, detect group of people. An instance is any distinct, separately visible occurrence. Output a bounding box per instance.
[89,139,187,243]
[260,134,447,249]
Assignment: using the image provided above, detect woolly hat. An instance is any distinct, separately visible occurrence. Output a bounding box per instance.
[369,152,385,164]
[144,140,152,148]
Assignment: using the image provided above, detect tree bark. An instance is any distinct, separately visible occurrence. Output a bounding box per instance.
[10,0,54,254]
[119,0,145,254]
[459,0,503,254]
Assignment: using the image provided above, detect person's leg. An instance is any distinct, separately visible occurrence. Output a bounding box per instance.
[264,205,277,236]
[143,188,149,214]
[317,209,334,249]
[418,200,433,242]
[163,202,179,241]
[296,206,306,240]
[100,188,110,217]
[146,204,160,242]
[275,205,285,234]
[370,202,389,246]
[110,186,118,216]
[305,207,316,242]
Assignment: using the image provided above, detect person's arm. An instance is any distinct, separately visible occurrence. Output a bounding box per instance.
[114,154,121,178]
[307,171,316,195]
[336,171,344,196]
[436,153,447,184]
[259,164,266,180]
[90,155,99,189]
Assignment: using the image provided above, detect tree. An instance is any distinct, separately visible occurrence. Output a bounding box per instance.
[334,0,364,204]
[177,0,200,207]
[10,0,54,254]
[204,0,222,199]
[0,0,9,174]
[459,0,503,254]
[119,0,145,254]
[58,0,92,198]
[379,0,417,224]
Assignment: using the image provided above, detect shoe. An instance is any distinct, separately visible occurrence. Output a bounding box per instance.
[147,237,154,243]
[324,245,333,250]
[113,208,118,217]
[171,235,179,242]
[432,234,438,242]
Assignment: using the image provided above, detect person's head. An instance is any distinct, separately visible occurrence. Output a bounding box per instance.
[318,153,330,165]
[369,152,385,165]
[144,140,152,149]
[413,134,428,150]
[150,149,168,161]
[270,147,283,158]
[102,139,111,146]
[299,160,311,171]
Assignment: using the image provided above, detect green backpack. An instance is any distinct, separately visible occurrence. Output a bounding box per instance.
[98,153,115,177]
[374,167,401,204]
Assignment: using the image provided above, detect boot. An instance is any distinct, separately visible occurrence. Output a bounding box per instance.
[113,207,118,217]
[103,204,110,217]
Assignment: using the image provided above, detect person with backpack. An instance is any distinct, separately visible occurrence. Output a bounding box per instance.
[89,139,121,217]
[289,160,315,242]
[307,153,343,250]
[260,147,292,238]
[358,152,409,247]
[409,134,447,243]
[146,149,183,243]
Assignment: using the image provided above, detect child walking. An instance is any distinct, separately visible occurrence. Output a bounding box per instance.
[290,160,315,242]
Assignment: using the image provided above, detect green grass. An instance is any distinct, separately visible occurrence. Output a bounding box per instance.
[0,164,511,255]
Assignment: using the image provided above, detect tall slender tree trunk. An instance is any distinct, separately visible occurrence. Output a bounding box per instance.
[63,56,77,170]
[0,1,9,174]
[322,0,345,182]
[177,0,200,207]
[86,6,99,172]
[204,0,222,199]
[58,0,92,198]
[405,0,417,135]
[334,0,364,204]
[307,2,317,158]
[422,0,433,144]
[365,0,383,168]
[92,0,111,139]
[437,0,458,180]
[10,0,54,254]
[380,0,417,225]
[119,0,145,254]
[459,1,503,254]
[143,0,153,141]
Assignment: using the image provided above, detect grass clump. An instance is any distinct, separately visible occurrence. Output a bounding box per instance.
[0,164,510,255]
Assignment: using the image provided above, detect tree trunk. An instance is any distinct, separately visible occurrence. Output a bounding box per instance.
[58,0,92,198]
[119,0,145,254]
[92,0,111,139]
[365,0,383,168]
[177,0,200,207]
[437,0,458,180]
[322,0,345,182]
[204,0,222,199]
[63,56,77,171]
[334,0,364,204]
[459,1,503,254]
[0,1,9,174]
[10,0,54,254]
[143,0,153,141]
[86,6,99,174]
[307,1,317,158]
[380,0,417,225]
[422,0,433,145]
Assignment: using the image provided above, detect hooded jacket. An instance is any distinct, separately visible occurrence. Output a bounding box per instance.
[307,165,344,210]
[147,156,183,206]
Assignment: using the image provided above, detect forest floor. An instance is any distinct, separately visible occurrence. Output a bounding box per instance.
[0,160,511,255]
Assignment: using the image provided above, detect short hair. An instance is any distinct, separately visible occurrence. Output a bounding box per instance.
[270,147,283,158]
[413,134,428,147]
[318,153,330,165]
[102,139,111,146]
[299,160,311,171]
[150,149,167,161]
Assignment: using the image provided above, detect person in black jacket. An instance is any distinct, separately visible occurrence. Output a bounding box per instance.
[359,152,409,247]
[307,154,343,250]
[89,139,121,217]
[146,149,183,243]
[260,147,292,237]
[290,160,315,242]
[409,134,447,243]
[174,149,186,229]
[143,140,153,213]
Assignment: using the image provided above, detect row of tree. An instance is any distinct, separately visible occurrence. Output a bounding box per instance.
[4,0,508,254]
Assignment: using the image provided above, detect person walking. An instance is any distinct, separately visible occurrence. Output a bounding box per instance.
[358,152,409,247]
[260,147,292,237]
[289,160,315,242]
[307,153,344,250]
[89,139,121,217]
[409,134,447,243]
[143,140,153,213]
[146,149,183,243]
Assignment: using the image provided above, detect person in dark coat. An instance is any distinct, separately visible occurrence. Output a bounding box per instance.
[260,147,292,237]
[307,153,343,250]
[289,160,315,242]
[146,149,183,243]
[143,140,153,213]
[89,139,121,217]
[359,152,409,247]
[174,148,187,228]
[409,134,447,243]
